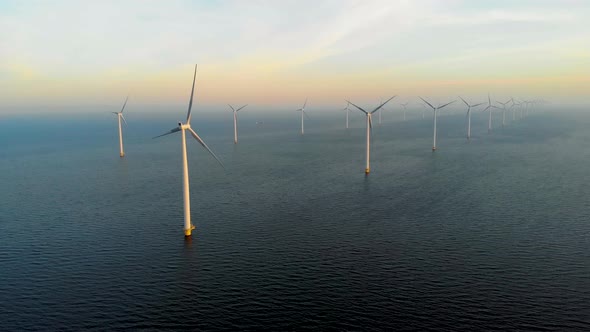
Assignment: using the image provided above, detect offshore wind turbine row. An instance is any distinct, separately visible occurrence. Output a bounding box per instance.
[109,64,543,237]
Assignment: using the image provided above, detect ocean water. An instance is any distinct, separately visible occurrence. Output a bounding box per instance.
[1,108,589,330]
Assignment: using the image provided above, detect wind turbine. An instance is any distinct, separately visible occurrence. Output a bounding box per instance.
[295,99,309,135]
[112,96,129,157]
[347,96,396,174]
[228,104,247,144]
[496,98,512,128]
[400,102,409,121]
[153,64,225,237]
[419,97,456,151]
[343,101,351,129]
[458,96,485,141]
[482,94,497,133]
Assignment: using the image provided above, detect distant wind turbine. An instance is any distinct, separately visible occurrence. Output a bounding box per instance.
[228,104,247,144]
[400,102,409,121]
[112,96,129,157]
[459,96,485,141]
[295,99,309,135]
[496,98,512,128]
[343,101,351,129]
[419,97,456,151]
[153,64,225,237]
[482,94,497,133]
[347,96,396,174]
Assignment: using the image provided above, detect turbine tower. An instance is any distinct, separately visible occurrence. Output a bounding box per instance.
[347,96,396,174]
[459,96,485,141]
[228,104,247,144]
[419,97,456,151]
[112,96,129,157]
[295,99,309,135]
[153,64,225,237]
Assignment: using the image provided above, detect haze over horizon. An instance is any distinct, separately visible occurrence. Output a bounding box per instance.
[1,0,589,114]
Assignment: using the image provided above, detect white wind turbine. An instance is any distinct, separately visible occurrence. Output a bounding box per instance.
[400,102,409,121]
[228,104,247,144]
[112,96,129,157]
[153,64,225,237]
[482,94,497,133]
[496,98,512,128]
[343,101,351,129]
[419,97,456,151]
[347,96,396,174]
[459,96,485,141]
[295,99,309,135]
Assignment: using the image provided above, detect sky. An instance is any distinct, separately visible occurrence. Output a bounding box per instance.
[1,0,589,114]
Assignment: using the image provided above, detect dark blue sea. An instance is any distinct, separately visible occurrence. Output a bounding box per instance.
[1,107,589,330]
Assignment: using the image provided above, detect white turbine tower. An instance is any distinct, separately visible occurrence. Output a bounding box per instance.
[228,104,247,144]
[343,101,351,129]
[295,99,309,135]
[112,96,129,157]
[153,64,225,237]
[459,96,485,141]
[347,96,396,174]
[419,97,456,151]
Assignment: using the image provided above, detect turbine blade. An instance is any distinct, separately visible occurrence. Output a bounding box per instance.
[438,100,456,110]
[371,95,396,114]
[488,93,491,105]
[187,127,225,169]
[472,102,486,107]
[303,110,311,120]
[302,98,308,109]
[236,104,248,112]
[120,96,129,113]
[153,127,180,139]
[186,64,198,124]
[419,97,435,110]
[459,96,469,107]
[228,104,236,112]
[121,114,128,126]
[346,100,368,114]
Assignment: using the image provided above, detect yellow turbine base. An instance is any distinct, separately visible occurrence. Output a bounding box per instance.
[432,147,437,151]
[365,168,370,174]
[120,152,125,157]
[184,225,196,237]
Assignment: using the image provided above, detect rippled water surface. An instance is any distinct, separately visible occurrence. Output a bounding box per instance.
[1,109,589,330]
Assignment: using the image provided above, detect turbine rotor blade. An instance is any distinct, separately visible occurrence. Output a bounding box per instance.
[186,64,198,124]
[472,102,486,107]
[153,127,180,139]
[346,100,368,114]
[303,110,311,120]
[236,104,248,112]
[459,96,469,107]
[419,97,435,110]
[371,95,396,114]
[228,104,236,112]
[302,98,308,109]
[120,96,129,113]
[121,114,128,126]
[438,100,456,110]
[187,127,225,169]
